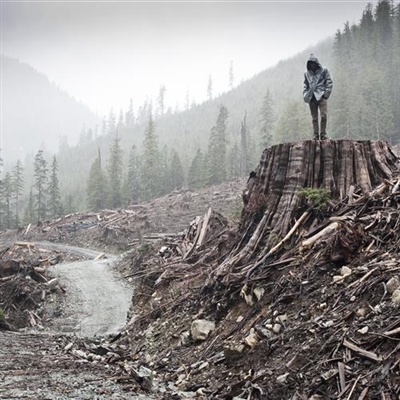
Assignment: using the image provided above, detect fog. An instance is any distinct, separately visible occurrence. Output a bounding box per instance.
[1,1,370,116]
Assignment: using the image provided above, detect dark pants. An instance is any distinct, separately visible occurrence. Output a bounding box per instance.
[309,98,328,139]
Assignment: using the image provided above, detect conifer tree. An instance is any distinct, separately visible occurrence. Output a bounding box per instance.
[86,151,106,211]
[228,140,240,179]
[207,75,213,101]
[158,85,166,117]
[1,172,13,229]
[107,134,124,208]
[125,99,135,127]
[240,113,249,176]
[259,89,275,151]
[229,60,235,90]
[11,160,24,227]
[124,145,140,204]
[48,155,63,219]
[140,115,160,200]
[33,150,48,221]
[188,149,206,189]
[207,105,228,185]
[169,149,185,190]
[24,188,35,225]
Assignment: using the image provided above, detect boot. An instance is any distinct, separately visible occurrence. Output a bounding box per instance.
[313,132,320,140]
[320,132,328,140]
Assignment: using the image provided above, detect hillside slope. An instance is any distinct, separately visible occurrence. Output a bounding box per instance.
[1,55,100,162]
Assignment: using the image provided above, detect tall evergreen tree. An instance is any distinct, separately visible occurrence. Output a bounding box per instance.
[33,150,48,221]
[48,155,63,219]
[229,60,235,90]
[1,172,13,229]
[24,188,35,225]
[169,148,185,190]
[11,160,24,227]
[158,85,166,117]
[86,150,106,211]
[125,98,135,127]
[259,89,275,151]
[140,115,160,200]
[207,105,228,185]
[107,134,124,208]
[188,149,206,189]
[124,145,140,204]
[207,75,213,101]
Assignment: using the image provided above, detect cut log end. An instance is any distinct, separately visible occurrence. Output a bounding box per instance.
[242,139,398,238]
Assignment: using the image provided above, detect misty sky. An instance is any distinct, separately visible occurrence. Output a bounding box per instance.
[1,1,372,117]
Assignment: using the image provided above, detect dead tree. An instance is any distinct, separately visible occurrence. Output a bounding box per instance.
[215,139,398,277]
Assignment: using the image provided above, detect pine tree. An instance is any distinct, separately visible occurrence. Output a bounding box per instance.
[107,108,116,134]
[125,98,135,127]
[158,85,166,117]
[140,115,160,200]
[259,89,275,151]
[107,134,124,208]
[169,149,185,190]
[48,155,63,219]
[240,113,249,176]
[24,188,35,225]
[229,60,235,90]
[86,151,106,211]
[1,173,13,229]
[275,100,309,143]
[188,149,206,189]
[33,150,48,221]
[124,145,140,204]
[207,105,228,185]
[11,160,24,227]
[228,140,240,179]
[207,75,213,101]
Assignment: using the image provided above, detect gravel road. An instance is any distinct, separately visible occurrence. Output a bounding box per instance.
[48,251,132,337]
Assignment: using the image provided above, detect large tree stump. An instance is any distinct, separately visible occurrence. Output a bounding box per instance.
[215,140,398,277]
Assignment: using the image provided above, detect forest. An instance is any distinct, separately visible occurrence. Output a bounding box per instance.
[0,0,399,230]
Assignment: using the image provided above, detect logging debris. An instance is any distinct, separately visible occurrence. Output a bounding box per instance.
[0,242,81,330]
[112,171,400,399]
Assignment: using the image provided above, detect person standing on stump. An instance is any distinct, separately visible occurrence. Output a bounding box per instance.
[303,54,333,140]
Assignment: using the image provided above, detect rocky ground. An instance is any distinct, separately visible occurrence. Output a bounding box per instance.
[2,161,400,399]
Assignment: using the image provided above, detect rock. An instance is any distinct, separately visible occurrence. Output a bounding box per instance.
[340,266,352,277]
[387,276,400,294]
[236,315,244,323]
[198,361,209,371]
[45,278,59,290]
[254,325,272,339]
[72,349,87,359]
[323,320,335,328]
[356,308,367,318]
[276,314,288,323]
[321,368,337,381]
[391,289,400,305]
[276,372,289,383]
[191,319,215,341]
[244,329,259,348]
[180,331,190,345]
[64,342,73,351]
[333,275,344,283]
[358,326,369,334]
[224,344,245,362]
[272,323,282,334]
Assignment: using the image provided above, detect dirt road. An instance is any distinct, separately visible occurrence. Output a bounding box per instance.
[41,242,133,337]
[0,244,147,399]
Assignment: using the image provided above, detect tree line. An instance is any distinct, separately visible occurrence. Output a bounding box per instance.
[0,151,65,229]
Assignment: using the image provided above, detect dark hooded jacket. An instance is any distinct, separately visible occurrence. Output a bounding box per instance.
[303,54,333,103]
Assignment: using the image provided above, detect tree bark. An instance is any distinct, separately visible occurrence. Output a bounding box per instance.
[241,140,398,239]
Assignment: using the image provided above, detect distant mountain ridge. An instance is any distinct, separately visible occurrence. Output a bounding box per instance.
[1,55,100,161]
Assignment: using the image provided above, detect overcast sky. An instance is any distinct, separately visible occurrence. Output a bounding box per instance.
[1,1,373,116]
